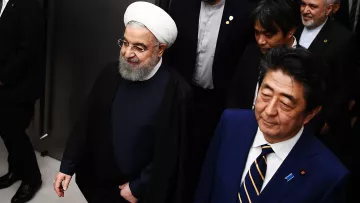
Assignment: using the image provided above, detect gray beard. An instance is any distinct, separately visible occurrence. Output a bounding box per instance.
[118,53,159,81]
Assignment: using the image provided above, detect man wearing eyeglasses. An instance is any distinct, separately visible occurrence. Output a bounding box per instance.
[53,2,191,203]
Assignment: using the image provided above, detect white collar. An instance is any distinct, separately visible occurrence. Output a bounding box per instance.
[252,126,304,160]
[304,18,328,32]
[141,57,162,81]
[204,0,225,8]
[291,36,297,48]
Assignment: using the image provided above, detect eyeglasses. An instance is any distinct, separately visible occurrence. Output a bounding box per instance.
[118,39,157,54]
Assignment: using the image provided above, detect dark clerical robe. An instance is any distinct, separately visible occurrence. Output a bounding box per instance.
[60,62,191,203]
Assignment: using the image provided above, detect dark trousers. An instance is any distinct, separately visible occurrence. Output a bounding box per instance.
[76,176,132,203]
[78,184,127,203]
[184,86,225,203]
[347,119,360,203]
[0,102,41,184]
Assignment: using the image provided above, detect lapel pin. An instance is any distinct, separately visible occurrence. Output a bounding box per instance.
[226,21,230,25]
[229,16,234,21]
[324,39,328,43]
[300,169,306,176]
[285,173,294,182]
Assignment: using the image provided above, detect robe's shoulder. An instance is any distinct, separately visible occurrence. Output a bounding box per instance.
[163,65,192,100]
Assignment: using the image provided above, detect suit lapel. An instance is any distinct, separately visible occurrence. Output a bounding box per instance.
[258,127,318,202]
[0,0,15,23]
[214,0,235,61]
[307,20,333,53]
[217,112,259,202]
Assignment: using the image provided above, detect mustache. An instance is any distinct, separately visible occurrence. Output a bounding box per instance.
[120,55,140,64]
[302,13,313,18]
[126,57,140,63]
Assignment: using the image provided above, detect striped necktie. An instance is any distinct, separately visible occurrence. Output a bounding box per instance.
[238,144,274,203]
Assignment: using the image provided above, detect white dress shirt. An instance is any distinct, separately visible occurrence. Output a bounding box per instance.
[0,0,9,17]
[141,57,162,81]
[240,126,304,191]
[193,0,225,89]
[299,19,327,49]
[251,36,298,109]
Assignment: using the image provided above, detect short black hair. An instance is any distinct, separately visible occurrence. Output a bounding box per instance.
[259,47,325,112]
[251,0,300,35]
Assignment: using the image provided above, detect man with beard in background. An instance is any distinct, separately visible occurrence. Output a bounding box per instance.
[53,2,191,203]
[296,0,356,170]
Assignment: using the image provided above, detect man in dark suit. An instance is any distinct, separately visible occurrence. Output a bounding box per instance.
[165,1,254,201]
[53,2,191,203]
[0,0,45,202]
[296,0,357,167]
[228,0,300,109]
[195,47,348,203]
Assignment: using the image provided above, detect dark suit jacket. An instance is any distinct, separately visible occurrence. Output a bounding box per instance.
[227,43,261,109]
[295,19,356,133]
[165,0,254,91]
[0,0,45,105]
[61,62,192,203]
[195,109,349,203]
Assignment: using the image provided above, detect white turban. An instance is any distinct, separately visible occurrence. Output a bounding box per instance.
[124,1,178,48]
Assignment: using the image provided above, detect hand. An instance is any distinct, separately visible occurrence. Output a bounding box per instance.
[119,182,138,203]
[320,123,329,135]
[53,172,72,197]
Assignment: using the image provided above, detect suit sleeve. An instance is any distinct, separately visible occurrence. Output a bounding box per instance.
[129,163,153,199]
[0,1,45,85]
[325,36,357,127]
[194,111,225,203]
[59,66,112,175]
[321,174,349,203]
[59,95,90,176]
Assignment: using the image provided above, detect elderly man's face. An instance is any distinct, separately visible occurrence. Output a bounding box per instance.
[301,0,332,29]
[254,69,316,143]
[119,26,164,81]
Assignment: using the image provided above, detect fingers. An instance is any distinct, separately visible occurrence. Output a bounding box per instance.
[63,175,72,191]
[53,175,64,197]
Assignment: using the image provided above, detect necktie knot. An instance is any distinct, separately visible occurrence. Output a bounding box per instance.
[260,144,273,156]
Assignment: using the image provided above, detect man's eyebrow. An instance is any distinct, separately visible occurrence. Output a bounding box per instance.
[262,83,297,103]
[280,92,296,104]
[123,37,147,47]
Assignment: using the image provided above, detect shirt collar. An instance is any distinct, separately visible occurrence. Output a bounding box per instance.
[304,17,328,32]
[252,126,304,160]
[204,0,225,8]
[140,57,162,81]
[291,36,297,49]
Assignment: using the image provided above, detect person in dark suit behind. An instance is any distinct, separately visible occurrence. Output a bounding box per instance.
[0,0,45,202]
[228,0,300,109]
[53,2,191,203]
[165,0,254,201]
[195,47,348,203]
[296,0,357,168]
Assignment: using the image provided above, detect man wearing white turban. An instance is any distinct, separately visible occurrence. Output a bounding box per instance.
[53,2,191,203]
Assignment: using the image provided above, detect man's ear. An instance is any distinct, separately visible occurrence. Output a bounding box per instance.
[157,44,167,57]
[287,27,296,39]
[326,4,334,16]
[332,3,340,14]
[303,106,322,125]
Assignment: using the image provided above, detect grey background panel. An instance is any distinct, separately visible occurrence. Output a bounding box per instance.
[29,0,156,160]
